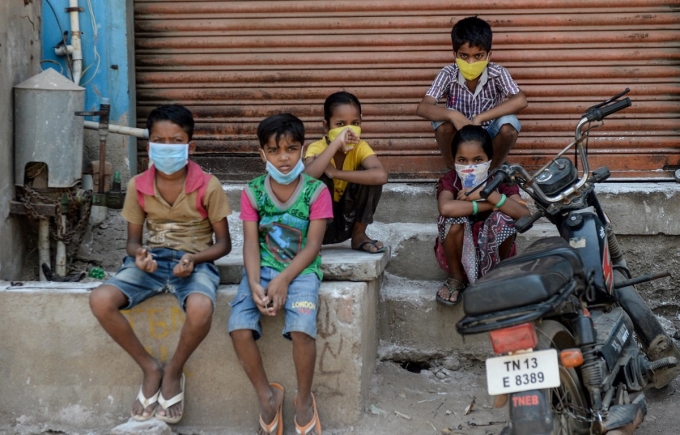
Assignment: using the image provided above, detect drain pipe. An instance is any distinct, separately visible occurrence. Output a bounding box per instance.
[39,218,50,281]
[84,121,149,139]
[68,0,83,85]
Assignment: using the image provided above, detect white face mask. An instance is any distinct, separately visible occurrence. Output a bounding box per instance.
[455,161,491,189]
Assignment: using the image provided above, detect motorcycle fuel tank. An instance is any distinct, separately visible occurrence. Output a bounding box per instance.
[561,207,614,295]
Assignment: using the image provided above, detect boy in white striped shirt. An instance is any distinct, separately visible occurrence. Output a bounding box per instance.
[416,16,528,170]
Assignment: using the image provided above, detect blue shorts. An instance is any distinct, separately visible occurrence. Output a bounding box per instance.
[227,266,320,341]
[431,114,521,139]
[104,247,219,311]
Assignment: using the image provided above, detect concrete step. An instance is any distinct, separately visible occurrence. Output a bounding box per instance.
[0,279,379,432]
[227,182,680,232]
[370,221,559,281]
[216,245,388,284]
[377,272,492,363]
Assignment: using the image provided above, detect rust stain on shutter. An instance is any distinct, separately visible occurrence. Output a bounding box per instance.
[134,0,680,181]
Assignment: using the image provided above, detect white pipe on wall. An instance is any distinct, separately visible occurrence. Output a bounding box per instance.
[69,0,83,85]
[84,120,149,139]
[56,215,67,277]
[38,218,50,281]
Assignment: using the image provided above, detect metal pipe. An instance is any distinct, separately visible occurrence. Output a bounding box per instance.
[56,215,67,277]
[68,0,83,85]
[97,99,110,194]
[84,120,149,138]
[38,218,50,281]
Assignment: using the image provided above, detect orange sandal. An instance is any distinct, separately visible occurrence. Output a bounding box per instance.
[259,383,284,435]
[294,393,322,435]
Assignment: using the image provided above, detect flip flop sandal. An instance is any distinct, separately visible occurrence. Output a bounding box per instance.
[295,393,322,435]
[352,240,386,254]
[131,386,160,421]
[156,373,185,424]
[259,383,284,435]
[435,278,467,306]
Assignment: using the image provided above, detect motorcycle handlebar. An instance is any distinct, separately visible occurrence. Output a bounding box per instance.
[480,170,507,199]
[585,97,631,122]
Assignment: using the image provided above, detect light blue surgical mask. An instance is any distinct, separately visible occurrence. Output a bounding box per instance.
[263,150,305,185]
[265,159,305,185]
[149,142,189,175]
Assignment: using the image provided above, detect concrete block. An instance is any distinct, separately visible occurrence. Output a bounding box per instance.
[215,246,388,284]
[377,273,492,362]
[0,280,378,433]
[596,183,680,235]
[373,183,438,224]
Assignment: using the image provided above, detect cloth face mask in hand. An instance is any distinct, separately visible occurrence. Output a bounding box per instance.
[149,142,189,175]
[455,161,491,190]
[327,125,362,150]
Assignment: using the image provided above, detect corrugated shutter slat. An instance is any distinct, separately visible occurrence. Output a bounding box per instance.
[135,0,680,181]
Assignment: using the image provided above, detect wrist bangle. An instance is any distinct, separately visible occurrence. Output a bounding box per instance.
[495,194,507,208]
[472,200,478,216]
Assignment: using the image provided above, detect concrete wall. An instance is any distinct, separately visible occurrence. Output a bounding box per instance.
[0,0,42,280]
[42,0,136,181]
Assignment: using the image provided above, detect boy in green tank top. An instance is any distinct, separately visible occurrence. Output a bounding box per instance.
[228,114,332,435]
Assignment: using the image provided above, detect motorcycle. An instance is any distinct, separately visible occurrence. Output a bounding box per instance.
[456,89,680,434]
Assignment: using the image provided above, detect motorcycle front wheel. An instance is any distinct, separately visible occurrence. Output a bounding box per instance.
[537,320,590,435]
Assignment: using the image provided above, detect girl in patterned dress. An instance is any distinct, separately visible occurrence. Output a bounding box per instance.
[435,125,530,306]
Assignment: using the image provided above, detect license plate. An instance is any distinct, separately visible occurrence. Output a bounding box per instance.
[486,349,561,395]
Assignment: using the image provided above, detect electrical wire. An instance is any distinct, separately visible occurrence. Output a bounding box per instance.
[44,0,74,80]
[40,59,65,75]
[80,0,101,86]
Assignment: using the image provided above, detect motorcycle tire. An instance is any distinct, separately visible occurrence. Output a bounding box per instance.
[537,320,591,435]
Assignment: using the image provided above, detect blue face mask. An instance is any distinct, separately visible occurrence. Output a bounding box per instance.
[149,142,189,175]
[264,151,305,185]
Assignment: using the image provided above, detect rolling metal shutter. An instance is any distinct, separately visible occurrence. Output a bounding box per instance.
[134,0,680,181]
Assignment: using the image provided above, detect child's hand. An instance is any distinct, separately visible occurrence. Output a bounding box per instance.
[450,112,474,131]
[457,189,483,201]
[250,282,274,316]
[328,127,359,153]
[135,247,157,273]
[173,253,195,277]
[263,276,289,316]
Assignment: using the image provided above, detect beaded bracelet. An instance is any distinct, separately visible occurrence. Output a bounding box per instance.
[495,194,507,208]
[472,200,478,215]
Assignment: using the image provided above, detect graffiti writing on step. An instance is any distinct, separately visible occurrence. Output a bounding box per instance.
[122,306,185,364]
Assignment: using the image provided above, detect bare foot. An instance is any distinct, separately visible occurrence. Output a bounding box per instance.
[258,385,284,435]
[295,394,319,435]
[131,359,163,420]
[156,367,184,421]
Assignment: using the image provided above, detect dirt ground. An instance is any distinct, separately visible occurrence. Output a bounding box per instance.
[337,361,680,435]
[3,360,677,435]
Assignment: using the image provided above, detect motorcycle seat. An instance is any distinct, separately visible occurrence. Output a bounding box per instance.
[463,237,585,316]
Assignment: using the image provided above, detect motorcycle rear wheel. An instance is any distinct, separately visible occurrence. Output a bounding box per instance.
[537,320,591,435]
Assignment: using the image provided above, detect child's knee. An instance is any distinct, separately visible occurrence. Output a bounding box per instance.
[290,331,315,344]
[184,293,214,324]
[499,123,519,139]
[89,285,124,317]
[230,328,254,343]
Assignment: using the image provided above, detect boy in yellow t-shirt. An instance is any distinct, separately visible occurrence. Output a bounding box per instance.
[304,91,388,253]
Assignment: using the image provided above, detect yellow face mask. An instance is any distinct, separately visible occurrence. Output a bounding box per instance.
[327,125,362,148]
[455,57,489,81]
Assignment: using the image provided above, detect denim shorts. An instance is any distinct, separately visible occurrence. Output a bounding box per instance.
[431,114,521,139]
[104,247,219,311]
[227,266,321,340]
